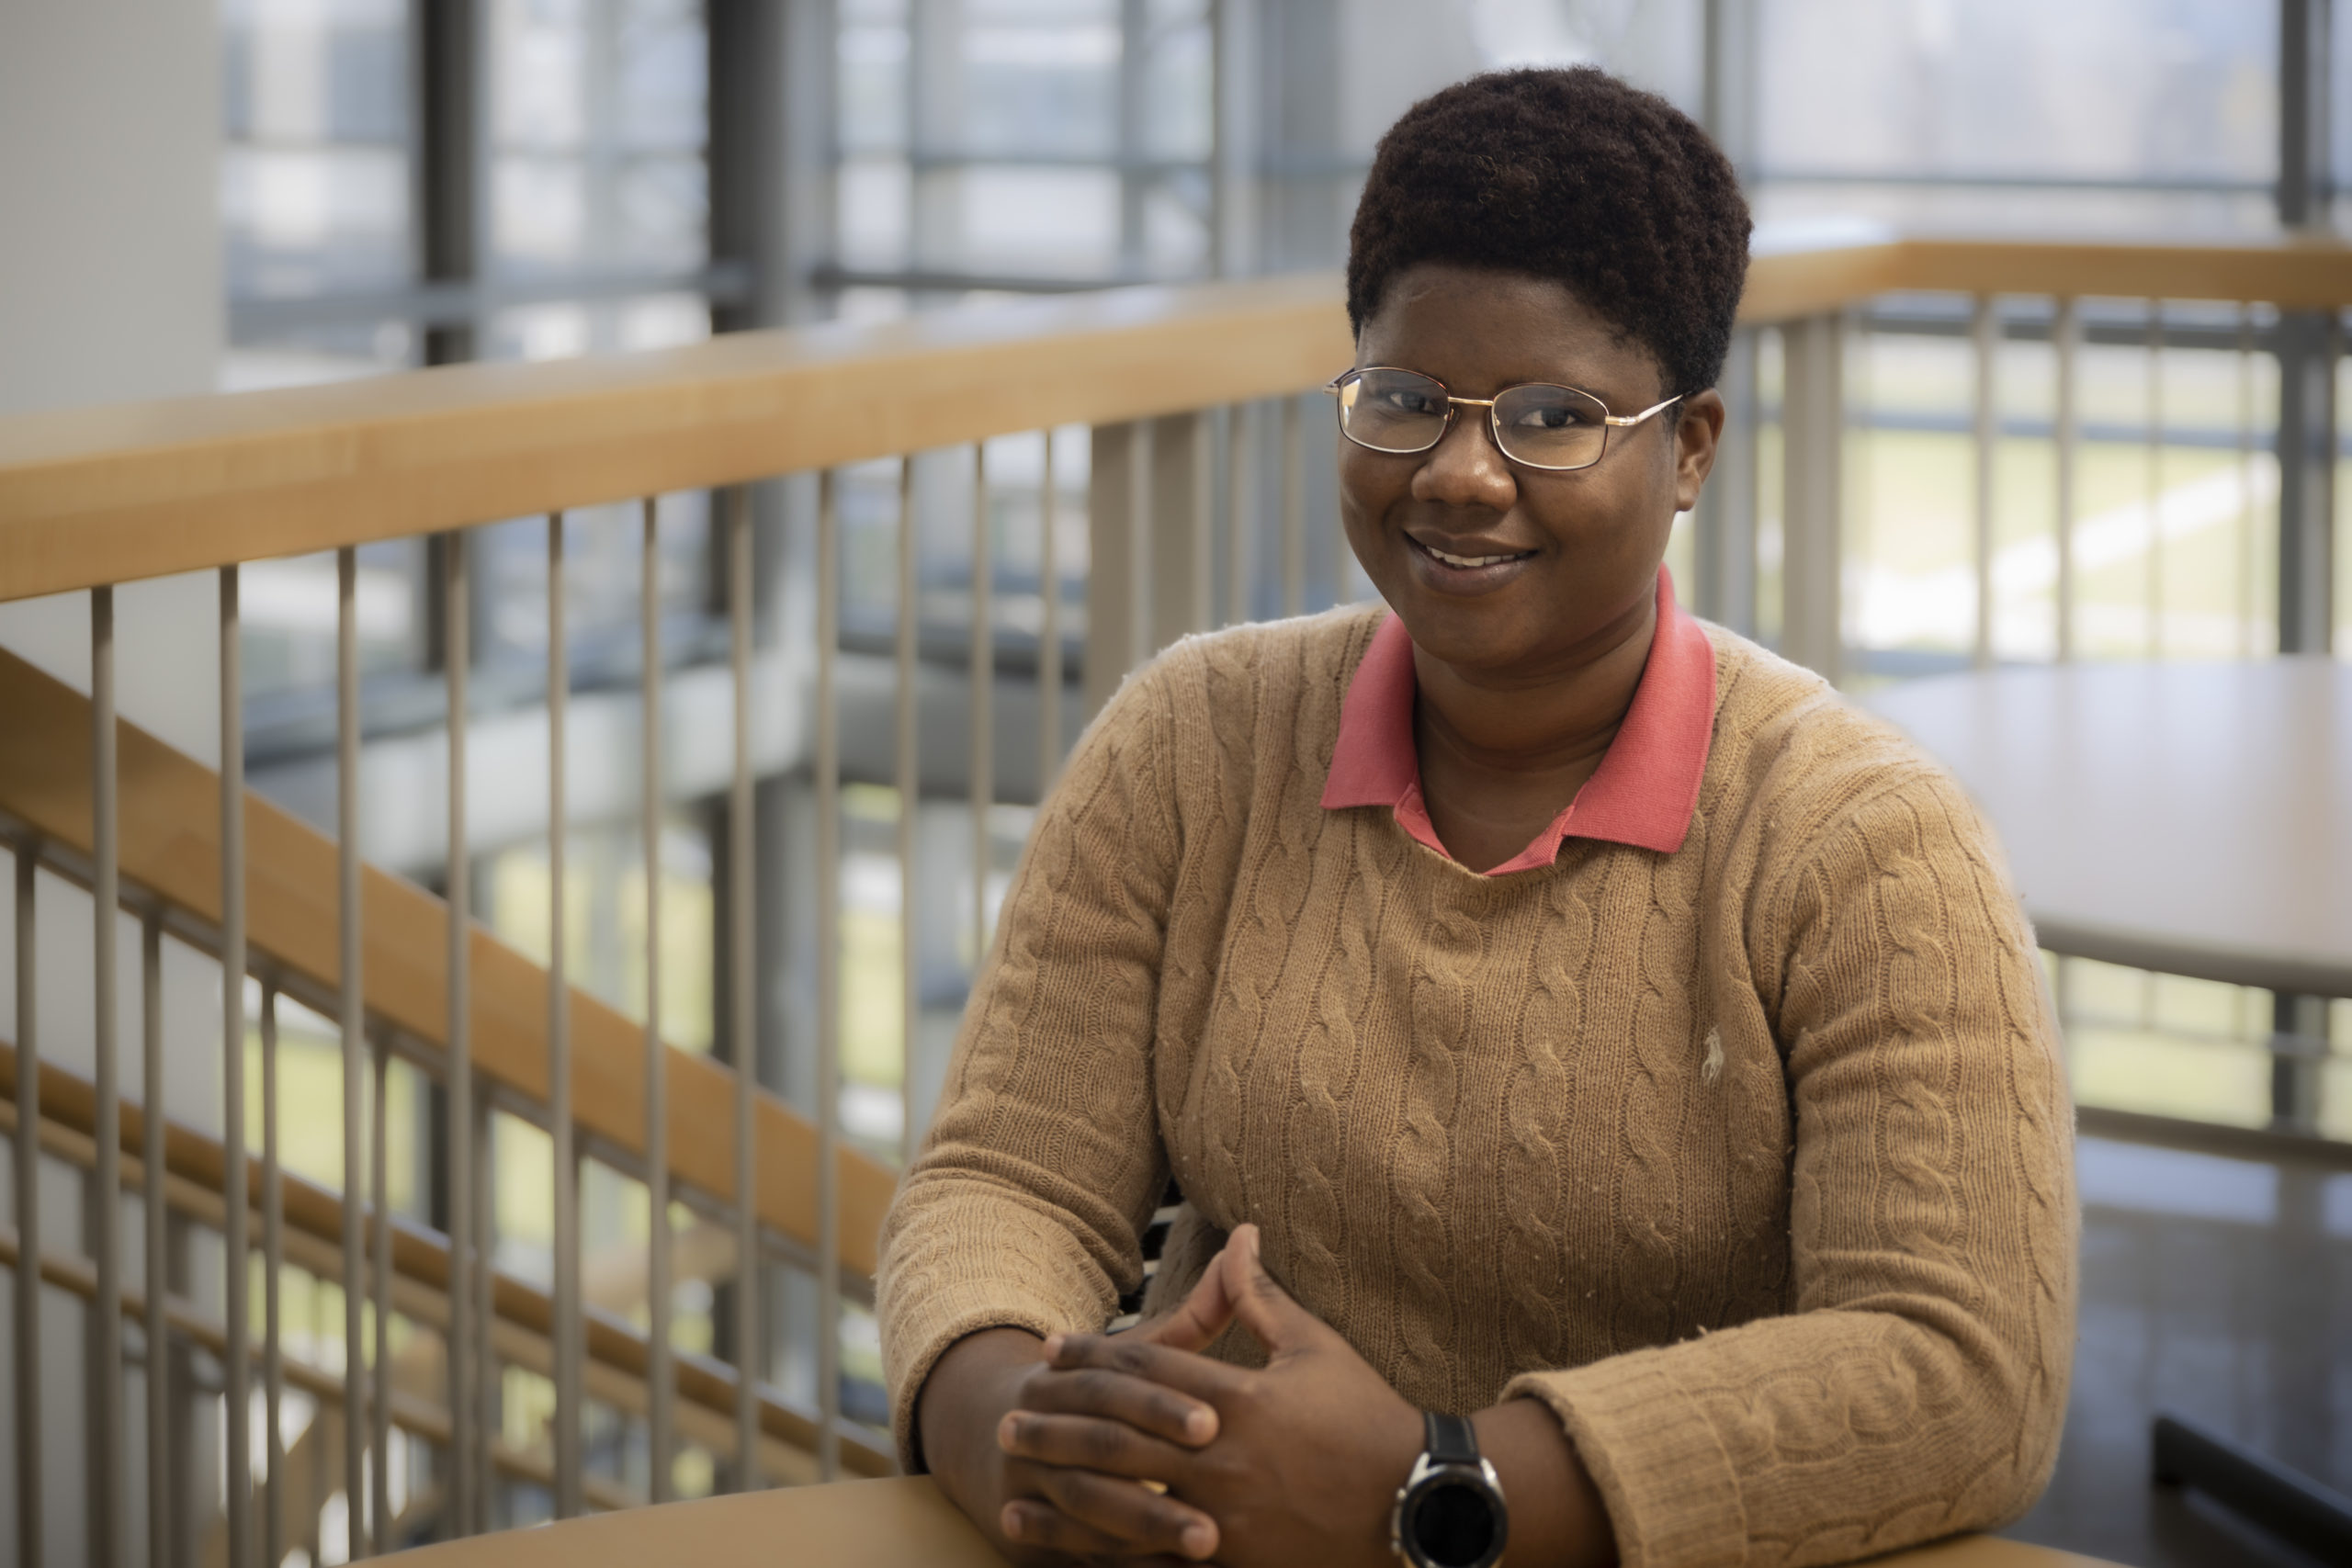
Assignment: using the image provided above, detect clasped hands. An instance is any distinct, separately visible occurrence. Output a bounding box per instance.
[920,1223,1426,1568]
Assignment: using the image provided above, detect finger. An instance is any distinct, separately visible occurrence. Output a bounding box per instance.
[1030,1464,1219,1561]
[999,1410,1204,1482]
[1225,1223,1329,1357]
[1045,1332,1249,1404]
[1125,1234,1246,1353]
[1018,1365,1219,1445]
[998,1498,1130,1561]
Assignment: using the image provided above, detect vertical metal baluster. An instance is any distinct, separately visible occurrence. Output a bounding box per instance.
[1280,397,1305,618]
[2145,300,2164,658]
[816,470,843,1482]
[338,546,368,1550]
[727,488,762,1490]
[2236,306,2257,657]
[92,583,124,1568]
[1226,404,1250,626]
[1971,294,1997,669]
[221,561,253,1568]
[642,497,674,1504]
[971,446,993,988]
[262,983,286,1568]
[896,459,919,1175]
[2053,299,2080,663]
[142,910,169,1568]
[437,531,471,1543]
[1128,422,1153,671]
[548,512,582,1517]
[11,840,39,1568]
[473,1091,494,1526]
[1036,434,1061,796]
[370,1032,391,1550]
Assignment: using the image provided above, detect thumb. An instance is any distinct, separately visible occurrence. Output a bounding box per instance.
[1127,1234,1246,1353]
[1225,1224,1325,1359]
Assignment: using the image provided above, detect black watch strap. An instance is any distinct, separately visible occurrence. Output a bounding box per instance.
[1423,1411,1479,1466]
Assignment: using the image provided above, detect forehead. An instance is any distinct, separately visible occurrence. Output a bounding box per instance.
[1356,263,1661,400]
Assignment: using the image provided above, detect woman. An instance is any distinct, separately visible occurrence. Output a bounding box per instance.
[878,68,2075,1568]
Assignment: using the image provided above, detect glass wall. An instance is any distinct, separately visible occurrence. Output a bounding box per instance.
[1756,0,2278,236]
[221,0,416,389]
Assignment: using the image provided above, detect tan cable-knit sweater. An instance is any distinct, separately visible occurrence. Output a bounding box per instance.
[877,605,2078,1567]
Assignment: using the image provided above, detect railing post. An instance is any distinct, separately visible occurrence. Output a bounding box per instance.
[1971,295,1999,668]
[90,583,123,1568]
[815,470,844,1483]
[896,457,922,1175]
[1781,311,1845,681]
[1151,412,1215,649]
[1086,414,1215,722]
[2278,309,2337,656]
[220,562,253,1568]
[142,910,170,1568]
[434,535,468,1541]
[261,984,287,1568]
[2053,298,2081,662]
[548,510,583,1519]
[11,841,40,1568]
[641,498,674,1506]
[1085,423,1141,720]
[1693,325,1758,635]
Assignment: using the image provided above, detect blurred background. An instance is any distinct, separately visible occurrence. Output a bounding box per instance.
[0,4,2347,1566]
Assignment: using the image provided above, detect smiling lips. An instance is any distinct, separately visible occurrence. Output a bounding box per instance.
[1408,533,1536,570]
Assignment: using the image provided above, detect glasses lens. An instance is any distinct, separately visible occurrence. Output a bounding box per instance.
[1338,369,1451,454]
[1491,384,1609,470]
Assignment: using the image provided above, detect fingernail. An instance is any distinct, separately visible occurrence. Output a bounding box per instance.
[997,1414,1021,1450]
[1183,1406,1215,1442]
[1043,1333,1066,1359]
[1182,1520,1216,1558]
[1001,1505,1024,1540]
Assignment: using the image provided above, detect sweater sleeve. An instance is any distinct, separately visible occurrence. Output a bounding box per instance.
[1503,768,2078,1568]
[876,662,1183,1472]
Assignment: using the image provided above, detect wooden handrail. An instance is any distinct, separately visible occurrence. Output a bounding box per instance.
[4,236,2349,605]
[0,646,899,1282]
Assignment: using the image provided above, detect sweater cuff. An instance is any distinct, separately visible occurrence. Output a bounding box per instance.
[886,1292,1102,1474]
[1505,1353,1749,1568]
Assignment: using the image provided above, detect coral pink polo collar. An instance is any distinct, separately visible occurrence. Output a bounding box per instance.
[1319,567,1716,872]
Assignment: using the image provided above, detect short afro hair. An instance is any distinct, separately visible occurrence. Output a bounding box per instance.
[1346,68,1751,397]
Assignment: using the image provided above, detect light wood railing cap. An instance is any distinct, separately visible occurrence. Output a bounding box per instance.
[7,236,2352,604]
[0,272,1353,604]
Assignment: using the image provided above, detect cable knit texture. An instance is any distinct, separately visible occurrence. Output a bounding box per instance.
[877,605,2077,1567]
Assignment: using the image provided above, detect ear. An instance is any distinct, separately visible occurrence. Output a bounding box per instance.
[1673,388,1725,513]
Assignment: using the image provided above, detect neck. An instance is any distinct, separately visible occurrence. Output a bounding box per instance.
[1409,589,1659,779]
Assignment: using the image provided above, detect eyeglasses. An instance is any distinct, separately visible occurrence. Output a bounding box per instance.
[1324,367,1683,473]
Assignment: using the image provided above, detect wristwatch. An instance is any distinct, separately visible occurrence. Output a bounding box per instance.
[1390,1412,1509,1568]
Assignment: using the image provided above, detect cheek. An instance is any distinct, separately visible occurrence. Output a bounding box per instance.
[1515,487,1674,589]
[1338,447,1408,530]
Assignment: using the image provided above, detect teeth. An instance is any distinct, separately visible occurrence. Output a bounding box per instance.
[1424,543,1518,569]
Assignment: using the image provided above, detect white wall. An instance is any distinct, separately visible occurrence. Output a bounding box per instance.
[0,0,225,769]
[0,6,226,1564]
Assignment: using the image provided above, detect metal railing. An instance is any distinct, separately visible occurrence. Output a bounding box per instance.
[0,236,2347,1562]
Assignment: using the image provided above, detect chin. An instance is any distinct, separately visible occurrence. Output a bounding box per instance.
[1394,599,1543,670]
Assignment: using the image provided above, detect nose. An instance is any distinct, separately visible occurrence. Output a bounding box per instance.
[1410,404,1517,513]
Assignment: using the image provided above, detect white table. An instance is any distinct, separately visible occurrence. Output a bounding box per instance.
[1860,659,2352,999]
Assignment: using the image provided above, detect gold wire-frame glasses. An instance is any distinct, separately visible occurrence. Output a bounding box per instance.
[1324,366,1683,473]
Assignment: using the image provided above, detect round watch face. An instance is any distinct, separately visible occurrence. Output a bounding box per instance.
[1408,1475,1499,1567]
